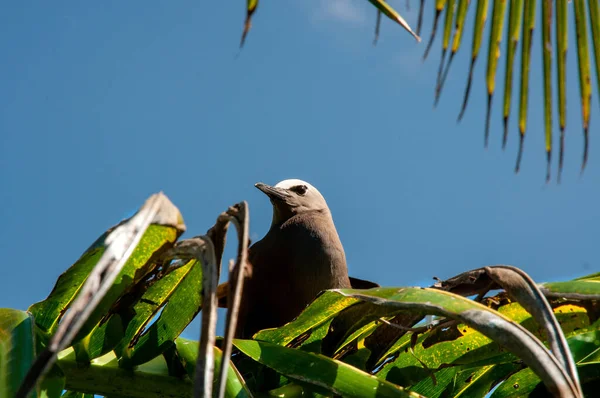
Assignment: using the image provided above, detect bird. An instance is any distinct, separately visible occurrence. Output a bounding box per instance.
[232,179,376,339]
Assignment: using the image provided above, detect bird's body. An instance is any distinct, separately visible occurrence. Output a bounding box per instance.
[235,179,351,338]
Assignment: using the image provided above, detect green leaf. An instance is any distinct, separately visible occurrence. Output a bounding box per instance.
[458,0,489,121]
[541,0,553,181]
[28,235,107,338]
[423,0,447,60]
[368,0,420,42]
[29,222,183,342]
[335,287,579,396]
[19,193,185,398]
[233,339,419,397]
[119,259,203,367]
[556,0,568,180]
[444,363,523,398]
[435,0,471,103]
[58,348,192,397]
[255,291,360,346]
[541,279,600,297]
[573,0,593,171]
[491,328,600,397]
[374,301,586,387]
[515,0,536,173]
[174,338,252,398]
[434,0,456,98]
[484,0,508,147]
[0,309,35,398]
[38,364,64,398]
[502,0,524,148]
[75,258,197,362]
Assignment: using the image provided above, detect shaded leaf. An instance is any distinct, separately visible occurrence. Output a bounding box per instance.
[174,338,252,398]
[0,309,35,398]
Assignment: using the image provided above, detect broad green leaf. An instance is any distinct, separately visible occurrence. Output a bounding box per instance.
[379,302,588,370]
[60,392,94,398]
[335,288,579,396]
[490,328,600,397]
[374,302,587,389]
[541,279,600,297]
[568,329,600,364]
[0,309,35,398]
[443,362,523,398]
[57,348,191,397]
[292,317,335,355]
[577,362,600,397]
[29,222,183,340]
[255,291,360,346]
[410,367,459,398]
[233,339,420,397]
[174,338,252,398]
[28,235,107,338]
[321,302,400,358]
[119,259,202,368]
[74,258,196,362]
[490,361,600,397]
[19,193,185,398]
[490,367,540,397]
[38,364,64,398]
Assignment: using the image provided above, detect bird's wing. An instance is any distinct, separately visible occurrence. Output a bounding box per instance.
[216,240,261,308]
[349,276,380,289]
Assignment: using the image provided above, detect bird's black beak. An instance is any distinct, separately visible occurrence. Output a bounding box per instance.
[255,182,290,201]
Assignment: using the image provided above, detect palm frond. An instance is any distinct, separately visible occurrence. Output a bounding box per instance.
[239,1,599,180]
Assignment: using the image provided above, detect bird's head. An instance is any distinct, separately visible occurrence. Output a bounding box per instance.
[255,179,329,224]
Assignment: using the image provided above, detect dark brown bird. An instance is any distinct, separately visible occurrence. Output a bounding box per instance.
[234,179,354,338]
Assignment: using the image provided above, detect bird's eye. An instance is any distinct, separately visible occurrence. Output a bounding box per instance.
[290,185,308,196]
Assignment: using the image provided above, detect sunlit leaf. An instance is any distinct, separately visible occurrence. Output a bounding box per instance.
[234,339,419,397]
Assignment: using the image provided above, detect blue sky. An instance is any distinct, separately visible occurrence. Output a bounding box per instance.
[1,1,599,340]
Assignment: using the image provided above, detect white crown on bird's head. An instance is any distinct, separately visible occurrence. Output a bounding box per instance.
[274,179,327,204]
